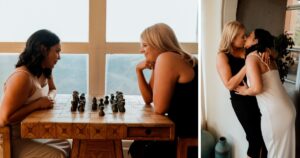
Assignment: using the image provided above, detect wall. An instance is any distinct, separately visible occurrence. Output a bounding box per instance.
[236,0,287,35]
[201,0,248,157]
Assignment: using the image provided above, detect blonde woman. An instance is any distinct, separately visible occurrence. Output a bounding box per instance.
[129,23,198,158]
[216,21,267,158]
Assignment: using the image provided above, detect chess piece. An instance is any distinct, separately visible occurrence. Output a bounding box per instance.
[78,101,85,112]
[99,106,105,116]
[92,97,97,111]
[104,96,109,105]
[110,94,115,104]
[117,101,126,112]
[112,103,118,112]
[99,98,104,106]
[71,100,78,112]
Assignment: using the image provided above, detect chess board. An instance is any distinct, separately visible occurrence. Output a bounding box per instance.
[21,94,175,141]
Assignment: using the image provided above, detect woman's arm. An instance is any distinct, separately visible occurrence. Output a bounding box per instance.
[235,55,263,96]
[48,75,57,100]
[152,53,178,114]
[136,60,154,104]
[216,53,246,90]
[6,96,54,124]
[0,72,54,127]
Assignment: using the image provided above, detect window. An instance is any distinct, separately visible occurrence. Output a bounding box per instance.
[105,54,151,95]
[284,0,300,93]
[0,0,198,96]
[0,0,88,42]
[106,0,198,42]
[53,54,88,94]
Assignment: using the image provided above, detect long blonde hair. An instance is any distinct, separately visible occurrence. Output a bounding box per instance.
[219,21,245,54]
[141,23,197,67]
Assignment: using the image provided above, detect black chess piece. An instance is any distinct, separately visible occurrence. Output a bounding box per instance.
[110,94,115,104]
[117,101,126,112]
[112,103,118,113]
[104,96,109,105]
[71,100,78,112]
[99,107,105,116]
[78,101,85,112]
[92,97,97,111]
[99,98,104,106]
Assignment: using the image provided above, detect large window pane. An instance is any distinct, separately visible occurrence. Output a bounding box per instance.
[105,54,151,95]
[0,54,18,98]
[53,54,88,94]
[0,0,88,42]
[285,10,300,48]
[107,0,198,42]
[0,54,88,98]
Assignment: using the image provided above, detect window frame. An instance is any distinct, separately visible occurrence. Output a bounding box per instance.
[0,0,198,96]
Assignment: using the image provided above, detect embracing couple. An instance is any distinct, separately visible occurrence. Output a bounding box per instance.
[217,21,296,158]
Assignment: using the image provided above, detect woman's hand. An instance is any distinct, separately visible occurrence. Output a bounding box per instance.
[234,81,249,96]
[36,96,54,109]
[261,49,271,65]
[136,60,155,71]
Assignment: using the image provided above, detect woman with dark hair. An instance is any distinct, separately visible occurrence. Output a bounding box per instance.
[235,29,296,158]
[0,30,71,158]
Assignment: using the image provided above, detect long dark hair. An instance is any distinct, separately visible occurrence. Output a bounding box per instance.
[246,28,274,55]
[16,29,60,78]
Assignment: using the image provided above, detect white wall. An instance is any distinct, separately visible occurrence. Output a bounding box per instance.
[201,0,248,157]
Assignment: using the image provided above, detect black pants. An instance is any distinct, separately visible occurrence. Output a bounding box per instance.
[231,96,267,158]
[129,140,198,158]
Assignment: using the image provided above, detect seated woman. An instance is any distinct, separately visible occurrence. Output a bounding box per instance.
[0,30,71,158]
[129,23,198,158]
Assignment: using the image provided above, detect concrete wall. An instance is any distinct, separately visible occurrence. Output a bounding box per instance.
[236,0,287,35]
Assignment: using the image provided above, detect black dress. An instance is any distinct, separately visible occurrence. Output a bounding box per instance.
[129,65,198,158]
[226,53,267,158]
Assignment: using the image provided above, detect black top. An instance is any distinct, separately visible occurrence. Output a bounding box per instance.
[226,53,253,100]
[167,64,198,138]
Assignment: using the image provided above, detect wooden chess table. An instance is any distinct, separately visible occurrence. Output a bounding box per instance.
[21,94,175,158]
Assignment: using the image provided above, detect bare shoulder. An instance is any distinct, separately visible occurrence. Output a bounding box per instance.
[246,52,261,65]
[156,52,182,65]
[5,70,32,89]
[216,52,228,62]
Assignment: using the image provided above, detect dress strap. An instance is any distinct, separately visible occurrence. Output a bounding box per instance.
[248,53,270,71]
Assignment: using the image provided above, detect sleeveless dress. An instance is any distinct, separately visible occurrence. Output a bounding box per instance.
[248,53,296,158]
[129,65,198,158]
[226,53,267,158]
[2,68,71,158]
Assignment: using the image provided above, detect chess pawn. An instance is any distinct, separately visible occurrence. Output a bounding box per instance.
[80,93,85,100]
[99,98,104,106]
[110,94,115,103]
[99,107,105,116]
[104,96,109,105]
[92,97,97,111]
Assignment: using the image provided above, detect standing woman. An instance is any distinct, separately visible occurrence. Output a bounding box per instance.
[216,21,267,158]
[235,29,296,158]
[129,23,198,158]
[0,30,71,158]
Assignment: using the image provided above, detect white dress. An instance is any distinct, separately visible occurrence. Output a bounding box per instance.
[248,54,296,158]
[1,69,71,158]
